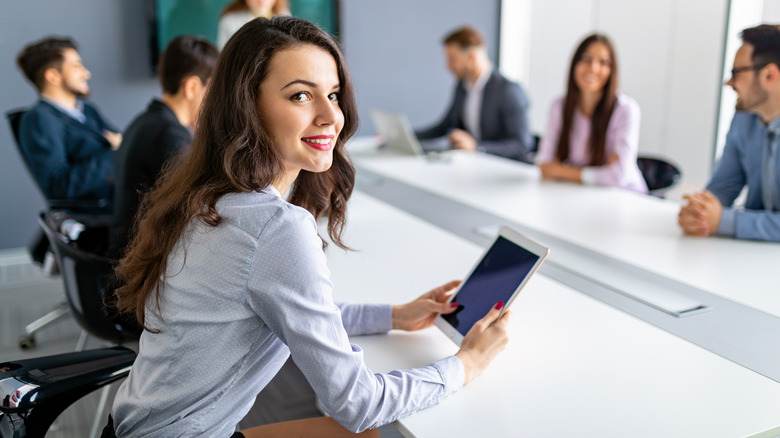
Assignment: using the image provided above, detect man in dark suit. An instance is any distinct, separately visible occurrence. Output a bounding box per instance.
[15,37,122,202]
[416,26,533,162]
[111,36,218,257]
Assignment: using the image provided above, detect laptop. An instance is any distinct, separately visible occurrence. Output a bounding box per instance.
[370,109,450,156]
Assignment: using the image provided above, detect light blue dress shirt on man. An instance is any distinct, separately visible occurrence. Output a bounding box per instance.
[111,187,465,437]
[708,111,780,242]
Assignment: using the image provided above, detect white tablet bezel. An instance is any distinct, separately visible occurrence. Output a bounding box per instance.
[433,226,549,346]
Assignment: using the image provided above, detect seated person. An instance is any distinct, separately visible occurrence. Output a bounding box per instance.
[111,36,218,258]
[679,25,780,242]
[536,34,647,194]
[107,17,509,437]
[415,26,534,162]
[15,37,121,203]
[217,0,290,49]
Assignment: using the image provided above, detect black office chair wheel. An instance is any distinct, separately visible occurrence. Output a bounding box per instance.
[18,335,36,350]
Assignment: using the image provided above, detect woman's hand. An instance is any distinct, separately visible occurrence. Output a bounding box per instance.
[392,280,461,332]
[455,302,511,384]
[539,161,583,182]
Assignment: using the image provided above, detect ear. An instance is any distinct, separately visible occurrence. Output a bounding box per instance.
[764,63,780,87]
[182,76,202,100]
[43,67,61,87]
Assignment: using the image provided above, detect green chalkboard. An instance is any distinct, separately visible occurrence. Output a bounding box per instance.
[154,0,339,55]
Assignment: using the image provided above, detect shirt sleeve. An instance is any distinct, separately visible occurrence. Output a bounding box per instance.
[245,207,464,433]
[535,99,563,164]
[732,209,780,242]
[337,303,392,336]
[587,97,641,188]
[706,115,748,207]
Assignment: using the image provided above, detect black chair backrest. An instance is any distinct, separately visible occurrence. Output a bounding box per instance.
[7,109,34,179]
[37,212,141,344]
[637,156,682,196]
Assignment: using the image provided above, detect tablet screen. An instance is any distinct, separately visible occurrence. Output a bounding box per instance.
[441,235,540,336]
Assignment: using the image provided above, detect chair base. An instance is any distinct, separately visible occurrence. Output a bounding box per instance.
[19,302,71,351]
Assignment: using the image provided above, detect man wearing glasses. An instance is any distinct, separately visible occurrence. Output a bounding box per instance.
[678,24,780,242]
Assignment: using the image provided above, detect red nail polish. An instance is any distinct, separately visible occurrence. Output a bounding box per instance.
[450,302,459,308]
[494,301,504,310]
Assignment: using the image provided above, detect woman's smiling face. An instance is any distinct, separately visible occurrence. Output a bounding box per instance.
[257,44,343,190]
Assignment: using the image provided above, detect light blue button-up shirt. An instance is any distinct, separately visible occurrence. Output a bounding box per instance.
[112,187,465,437]
[41,95,87,123]
[708,112,780,242]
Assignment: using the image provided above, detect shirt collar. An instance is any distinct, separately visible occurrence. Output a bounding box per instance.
[264,185,282,198]
[767,117,780,136]
[41,95,86,123]
[465,65,492,93]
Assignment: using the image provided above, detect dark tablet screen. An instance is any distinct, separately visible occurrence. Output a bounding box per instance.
[441,236,540,336]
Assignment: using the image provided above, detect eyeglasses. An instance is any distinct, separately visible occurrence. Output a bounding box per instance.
[730,63,768,79]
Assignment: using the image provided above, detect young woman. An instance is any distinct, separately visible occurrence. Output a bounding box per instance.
[536,34,648,193]
[106,17,510,438]
[217,0,290,49]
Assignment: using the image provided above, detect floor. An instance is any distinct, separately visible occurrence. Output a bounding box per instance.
[0,248,402,437]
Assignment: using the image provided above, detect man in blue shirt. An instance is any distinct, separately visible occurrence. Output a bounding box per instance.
[679,25,780,242]
[15,37,121,203]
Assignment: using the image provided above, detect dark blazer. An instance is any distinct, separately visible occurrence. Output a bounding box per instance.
[18,100,116,200]
[416,71,533,162]
[111,99,191,256]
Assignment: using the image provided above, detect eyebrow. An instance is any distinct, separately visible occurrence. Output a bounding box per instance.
[280,79,341,91]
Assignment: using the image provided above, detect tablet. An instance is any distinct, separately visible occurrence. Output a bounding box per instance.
[434,226,549,346]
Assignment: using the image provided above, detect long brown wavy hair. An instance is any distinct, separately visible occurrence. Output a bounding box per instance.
[556,34,618,166]
[114,16,358,330]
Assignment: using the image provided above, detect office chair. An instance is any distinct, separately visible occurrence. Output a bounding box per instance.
[37,211,140,346]
[0,346,136,438]
[6,109,111,351]
[637,155,682,198]
[33,211,140,438]
[522,134,541,164]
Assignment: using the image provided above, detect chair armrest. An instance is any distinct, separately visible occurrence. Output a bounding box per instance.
[0,346,136,413]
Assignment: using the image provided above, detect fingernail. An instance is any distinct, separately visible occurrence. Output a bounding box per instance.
[494,301,504,310]
[450,302,459,308]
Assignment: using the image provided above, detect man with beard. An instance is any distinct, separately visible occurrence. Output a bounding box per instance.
[678,24,780,242]
[15,37,121,203]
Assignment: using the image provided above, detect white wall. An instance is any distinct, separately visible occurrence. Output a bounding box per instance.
[505,0,729,185]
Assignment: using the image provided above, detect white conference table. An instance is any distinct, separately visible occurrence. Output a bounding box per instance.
[348,147,780,320]
[326,191,780,438]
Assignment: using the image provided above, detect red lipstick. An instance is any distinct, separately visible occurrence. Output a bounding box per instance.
[301,135,334,151]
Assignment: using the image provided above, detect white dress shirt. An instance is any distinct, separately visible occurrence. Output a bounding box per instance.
[462,66,492,141]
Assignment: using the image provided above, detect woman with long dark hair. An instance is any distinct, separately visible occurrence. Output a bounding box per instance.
[105,17,509,438]
[536,34,647,193]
